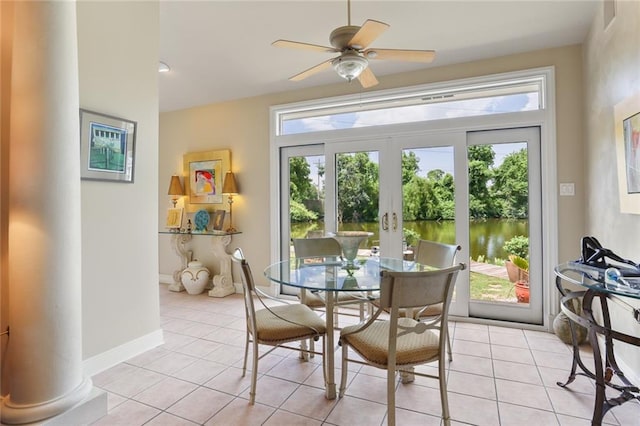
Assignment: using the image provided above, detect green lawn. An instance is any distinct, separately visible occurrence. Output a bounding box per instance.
[470,271,516,303]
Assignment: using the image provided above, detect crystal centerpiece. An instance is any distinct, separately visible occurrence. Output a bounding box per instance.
[329,231,374,270]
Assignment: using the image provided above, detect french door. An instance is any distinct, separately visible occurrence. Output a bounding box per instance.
[279,127,543,324]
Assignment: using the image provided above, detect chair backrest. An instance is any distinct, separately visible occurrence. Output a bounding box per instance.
[378,263,465,369]
[413,239,461,269]
[231,248,258,335]
[378,264,465,315]
[292,237,342,259]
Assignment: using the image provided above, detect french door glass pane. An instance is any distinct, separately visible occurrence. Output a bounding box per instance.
[335,151,379,255]
[288,154,325,260]
[468,142,529,305]
[401,147,456,259]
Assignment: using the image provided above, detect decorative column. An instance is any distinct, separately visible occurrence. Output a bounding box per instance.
[168,233,192,292]
[208,235,236,297]
[2,1,92,423]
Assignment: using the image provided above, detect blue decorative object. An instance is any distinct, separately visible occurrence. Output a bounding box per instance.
[193,209,210,232]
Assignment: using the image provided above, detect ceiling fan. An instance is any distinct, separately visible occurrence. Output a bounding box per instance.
[272,0,435,88]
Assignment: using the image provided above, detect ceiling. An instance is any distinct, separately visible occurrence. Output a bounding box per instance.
[159,0,599,112]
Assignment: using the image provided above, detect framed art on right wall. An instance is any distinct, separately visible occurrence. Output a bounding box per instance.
[615,92,640,214]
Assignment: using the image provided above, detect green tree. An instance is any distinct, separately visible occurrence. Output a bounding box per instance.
[289,157,316,202]
[403,176,436,220]
[493,149,528,218]
[290,200,318,222]
[401,151,420,185]
[468,145,497,219]
[337,152,379,222]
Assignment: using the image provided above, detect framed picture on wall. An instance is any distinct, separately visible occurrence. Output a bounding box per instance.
[183,149,231,212]
[79,109,136,182]
[614,92,640,214]
[623,111,640,193]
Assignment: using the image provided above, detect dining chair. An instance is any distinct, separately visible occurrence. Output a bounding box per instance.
[338,263,465,426]
[231,248,327,404]
[292,237,368,324]
[412,239,461,361]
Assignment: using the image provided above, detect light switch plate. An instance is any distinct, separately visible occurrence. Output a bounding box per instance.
[559,183,575,196]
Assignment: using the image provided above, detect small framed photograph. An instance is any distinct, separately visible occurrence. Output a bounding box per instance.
[80,109,136,182]
[212,210,226,231]
[166,208,184,230]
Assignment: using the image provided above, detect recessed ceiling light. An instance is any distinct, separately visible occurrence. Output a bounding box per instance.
[158,62,171,73]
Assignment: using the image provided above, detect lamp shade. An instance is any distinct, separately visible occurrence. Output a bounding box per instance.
[167,175,184,196]
[222,171,238,195]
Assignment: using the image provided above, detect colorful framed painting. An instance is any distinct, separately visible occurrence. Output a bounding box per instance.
[80,109,136,182]
[183,149,231,212]
[614,92,640,214]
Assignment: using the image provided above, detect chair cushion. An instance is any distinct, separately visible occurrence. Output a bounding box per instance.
[416,303,443,317]
[341,317,440,366]
[301,291,325,307]
[301,291,366,308]
[255,304,327,343]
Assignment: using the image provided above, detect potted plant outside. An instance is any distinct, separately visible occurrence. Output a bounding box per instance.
[509,254,529,303]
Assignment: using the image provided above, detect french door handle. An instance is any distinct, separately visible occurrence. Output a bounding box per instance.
[392,212,398,231]
[382,212,389,231]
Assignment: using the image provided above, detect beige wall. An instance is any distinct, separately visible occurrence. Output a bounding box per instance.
[0,0,14,396]
[159,45,586,290]
[583,0,640,380]
[78,1,161,360]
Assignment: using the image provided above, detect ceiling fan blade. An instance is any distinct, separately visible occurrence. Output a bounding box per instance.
[348,19,390,49]
[289,58,335,81]
[364,48,436,63]
[272,39,336,53]
[357,67,379,88]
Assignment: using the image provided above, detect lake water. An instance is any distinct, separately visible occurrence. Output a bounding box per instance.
[291,219,529,261]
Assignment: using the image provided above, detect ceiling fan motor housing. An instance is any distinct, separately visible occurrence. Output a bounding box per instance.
[330,25,361,49]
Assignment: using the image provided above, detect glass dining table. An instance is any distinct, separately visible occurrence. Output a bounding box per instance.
[264,256,425,399]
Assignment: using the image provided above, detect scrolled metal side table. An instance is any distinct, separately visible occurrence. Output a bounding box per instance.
[554,262,640,425]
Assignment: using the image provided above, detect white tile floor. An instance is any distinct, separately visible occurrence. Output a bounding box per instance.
[90,284,640,425]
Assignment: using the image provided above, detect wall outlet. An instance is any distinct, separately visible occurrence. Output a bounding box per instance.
[559,183,575,196]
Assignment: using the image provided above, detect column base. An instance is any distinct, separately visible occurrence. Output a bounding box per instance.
[1,378,95,425]
[168,282,185,292]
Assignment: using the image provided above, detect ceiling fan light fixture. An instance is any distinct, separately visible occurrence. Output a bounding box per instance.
[332,52,368,82]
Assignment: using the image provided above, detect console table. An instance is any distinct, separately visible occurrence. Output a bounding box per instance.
[160,231,241,297]
[554,262,640,425]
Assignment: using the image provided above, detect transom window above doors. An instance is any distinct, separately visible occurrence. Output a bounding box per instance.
[275,74,545,136]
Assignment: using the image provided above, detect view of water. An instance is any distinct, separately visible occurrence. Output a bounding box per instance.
[291,219,529,261]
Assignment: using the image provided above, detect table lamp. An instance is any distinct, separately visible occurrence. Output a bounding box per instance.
[167,175,184,207]
[222,171,239,233]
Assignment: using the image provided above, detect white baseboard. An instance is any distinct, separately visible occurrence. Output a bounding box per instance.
[82,329,164,378]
